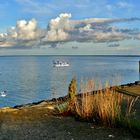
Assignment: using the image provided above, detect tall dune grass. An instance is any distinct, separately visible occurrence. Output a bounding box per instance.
[68,79,139,127]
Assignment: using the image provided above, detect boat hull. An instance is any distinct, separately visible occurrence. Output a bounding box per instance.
[53,64,70,67]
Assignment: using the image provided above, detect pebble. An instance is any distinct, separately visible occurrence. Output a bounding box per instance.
[108,134,115,138]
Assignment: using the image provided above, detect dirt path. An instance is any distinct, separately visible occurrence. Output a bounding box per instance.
[0,116,139,140]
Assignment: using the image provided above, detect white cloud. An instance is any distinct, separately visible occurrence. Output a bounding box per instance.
[44,13,72,42]
[6,18,39,41]
[15,19,37,40]
[0,13,140,48]
[79,24,92,32]
[0,18,44,47]
[93,30,129,42]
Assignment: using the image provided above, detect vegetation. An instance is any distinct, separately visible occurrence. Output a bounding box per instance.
[67,78,77,112]
[57,78,140,136]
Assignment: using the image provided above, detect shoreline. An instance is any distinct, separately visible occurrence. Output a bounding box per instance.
[1,80,140,110]
[0,81,139,139]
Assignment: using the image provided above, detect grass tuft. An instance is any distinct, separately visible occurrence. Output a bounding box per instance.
[56,78,140,136]
[68,79,140,129]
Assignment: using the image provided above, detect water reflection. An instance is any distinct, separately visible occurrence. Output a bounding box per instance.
[50,66,70,99]
[0,56,140,107]
[16,57,40,103]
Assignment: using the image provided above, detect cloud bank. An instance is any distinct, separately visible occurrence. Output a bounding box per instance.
[0,13,140,48]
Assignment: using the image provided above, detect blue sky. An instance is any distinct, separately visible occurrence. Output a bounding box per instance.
[0,0,140,55]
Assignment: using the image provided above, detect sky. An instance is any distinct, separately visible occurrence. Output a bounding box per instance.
[0,0,140,55]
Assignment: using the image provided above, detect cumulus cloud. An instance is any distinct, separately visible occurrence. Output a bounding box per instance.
[16,19,37,40]
[79,24,92,32]
[7,18,38,41]
[0,18,45,47]
[44,15,140,44]
[44,13,72,42]
[0,13,140,48]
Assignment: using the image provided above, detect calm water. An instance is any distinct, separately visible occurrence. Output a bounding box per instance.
[0,55,140,107]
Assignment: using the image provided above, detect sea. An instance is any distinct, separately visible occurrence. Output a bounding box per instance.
[0,55,140,107]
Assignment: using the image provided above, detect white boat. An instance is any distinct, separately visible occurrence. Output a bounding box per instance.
[53,61,70,67]
[0,91,7,97]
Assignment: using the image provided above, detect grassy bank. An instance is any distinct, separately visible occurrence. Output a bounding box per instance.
[0,79,140,139]
[56,78,140,137]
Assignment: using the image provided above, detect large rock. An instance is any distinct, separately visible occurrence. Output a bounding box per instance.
[135,81,140,85]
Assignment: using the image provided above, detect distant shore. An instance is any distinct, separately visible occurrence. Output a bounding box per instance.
[0,54,140,57]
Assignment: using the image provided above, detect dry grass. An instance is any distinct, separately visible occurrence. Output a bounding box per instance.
[68,79,139,127]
